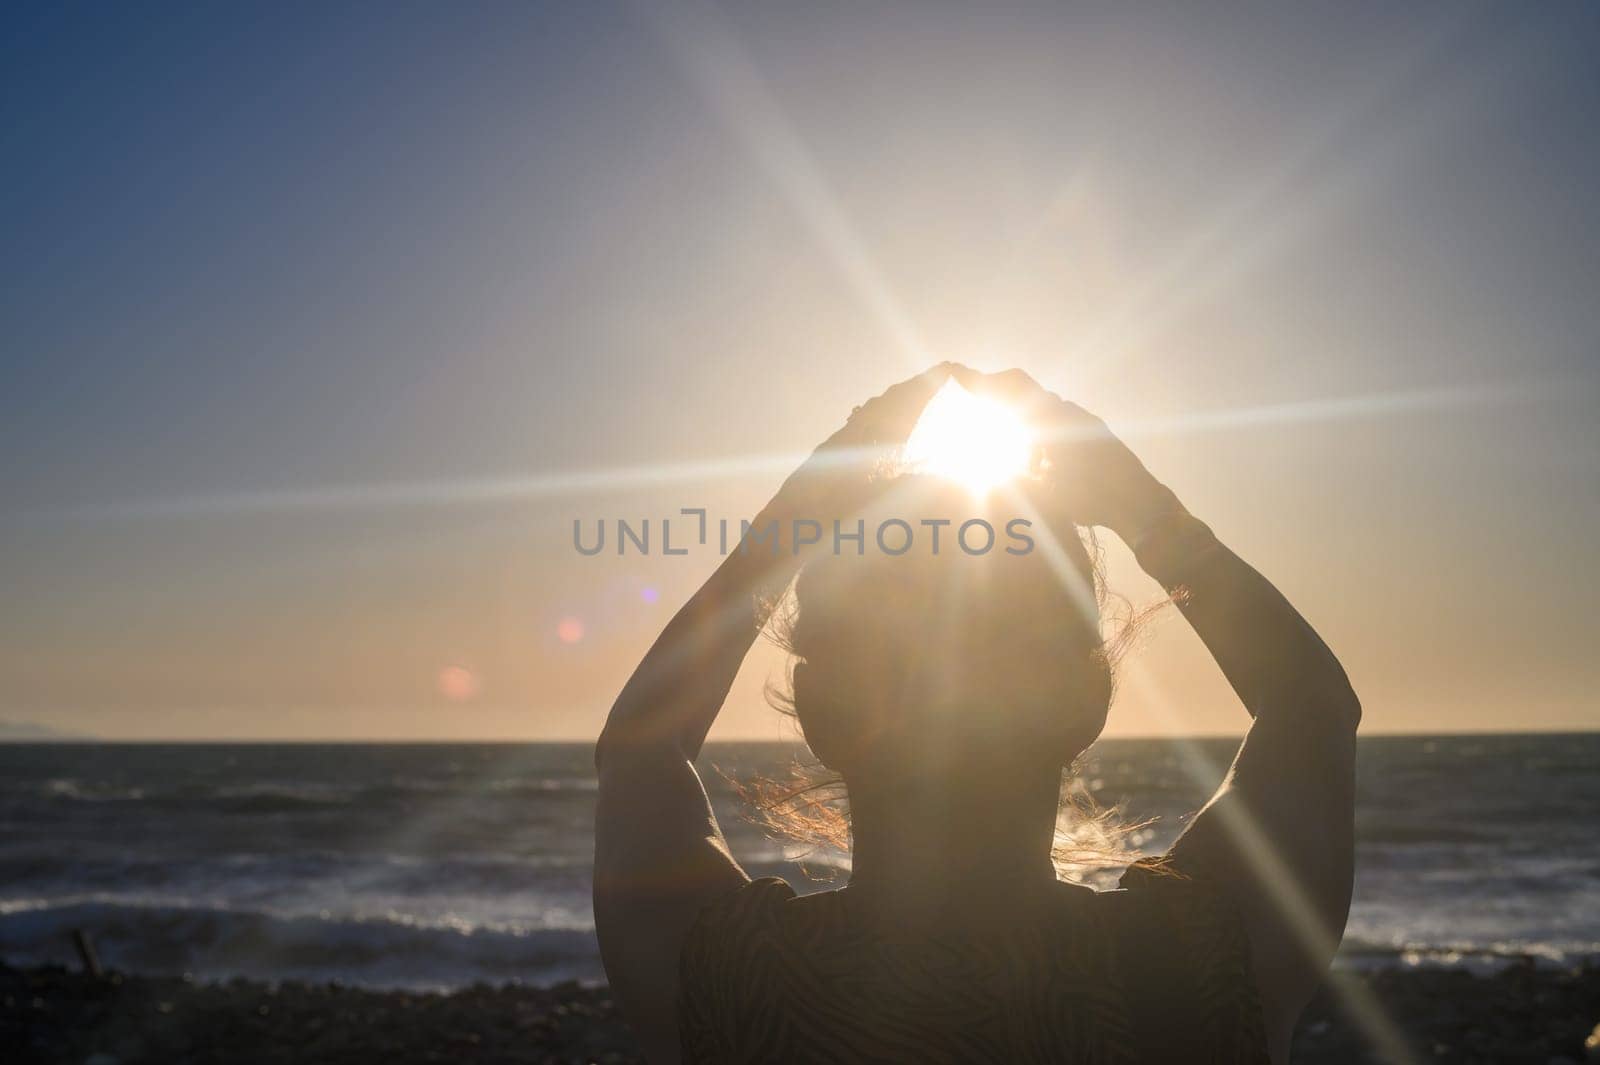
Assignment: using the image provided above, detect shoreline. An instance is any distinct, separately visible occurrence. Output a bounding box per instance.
[5,961,1597,1064]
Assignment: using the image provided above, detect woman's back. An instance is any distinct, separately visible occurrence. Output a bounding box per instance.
[679,866,1270,1064]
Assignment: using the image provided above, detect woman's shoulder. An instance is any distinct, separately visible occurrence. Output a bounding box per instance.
[1092,859,1269,1060]
[685,876,801,935]
[680,876,816,968]
[678,877,837,1055]
[700,875,798,913]
[1106,858,1251,947]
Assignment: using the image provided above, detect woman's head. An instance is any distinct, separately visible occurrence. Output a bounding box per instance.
[774,476,1113,788]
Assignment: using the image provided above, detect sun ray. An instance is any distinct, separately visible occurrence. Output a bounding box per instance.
[992,483,1101,630]
[1028,10,1492,397]
[11,450,815,523]
[1031,377,1554,456]
[641,0,932,373]
[19,374,1556,527]
[1114,666,1421,1065]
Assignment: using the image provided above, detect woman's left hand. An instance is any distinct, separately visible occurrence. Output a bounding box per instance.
[761,361,977,528]
[972,368,1175,540]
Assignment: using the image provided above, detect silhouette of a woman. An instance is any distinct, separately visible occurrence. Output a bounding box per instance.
[595,365,1359,1064]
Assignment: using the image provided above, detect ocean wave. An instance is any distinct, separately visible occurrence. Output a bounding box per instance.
[1336,935,1600,973]
[2,736,1596,990]
[484,777,599,795]
[0,898,603,990]
[0,849,595,903]
[9,781,357,813]
[10,776,602,811]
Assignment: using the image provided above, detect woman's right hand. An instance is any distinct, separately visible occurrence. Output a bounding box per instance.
[976,368,1179,541]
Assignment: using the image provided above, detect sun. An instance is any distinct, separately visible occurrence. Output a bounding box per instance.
[901,378,1036,496]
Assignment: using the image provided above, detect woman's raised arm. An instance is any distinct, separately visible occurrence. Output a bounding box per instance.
[980,369,1360,1059]
[592,539,774,1064]
[592,364,970,1062]
[1122,500,1360,1056]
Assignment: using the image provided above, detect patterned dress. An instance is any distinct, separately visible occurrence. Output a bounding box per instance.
[679,862,1270,1064]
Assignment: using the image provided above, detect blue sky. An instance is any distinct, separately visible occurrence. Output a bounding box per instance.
[3,2,1597,738]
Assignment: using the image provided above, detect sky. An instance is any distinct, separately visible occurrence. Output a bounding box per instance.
[2,1,1597,740]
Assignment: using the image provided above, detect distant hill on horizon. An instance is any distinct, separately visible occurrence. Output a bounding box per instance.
[0,719,95,742]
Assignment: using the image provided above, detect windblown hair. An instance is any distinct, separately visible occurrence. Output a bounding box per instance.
[744,524,1168,882]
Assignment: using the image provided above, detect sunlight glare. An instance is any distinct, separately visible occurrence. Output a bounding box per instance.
[902,379,1036,495]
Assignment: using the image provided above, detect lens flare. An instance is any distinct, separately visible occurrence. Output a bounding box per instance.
[435,665,480,702]
[902,379,1036,495]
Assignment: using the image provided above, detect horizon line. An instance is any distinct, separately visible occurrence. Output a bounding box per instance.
[4,726,1597,745]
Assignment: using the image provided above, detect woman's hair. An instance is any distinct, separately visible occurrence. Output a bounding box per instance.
[743,476,1164,881]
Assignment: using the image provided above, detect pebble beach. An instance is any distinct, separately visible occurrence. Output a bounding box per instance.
[5,961,1598,1065]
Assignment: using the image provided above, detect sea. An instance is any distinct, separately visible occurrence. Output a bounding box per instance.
[0,735,1595,990]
